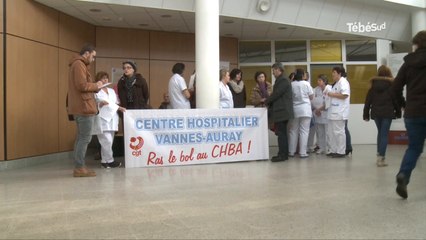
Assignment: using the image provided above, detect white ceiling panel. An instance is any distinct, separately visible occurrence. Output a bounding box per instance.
[295,0,324,27]
[34,0,414,42]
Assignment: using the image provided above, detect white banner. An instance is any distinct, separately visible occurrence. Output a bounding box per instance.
[123,108,269,168]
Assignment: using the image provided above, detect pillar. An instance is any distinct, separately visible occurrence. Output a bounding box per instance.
[195,0,219,109]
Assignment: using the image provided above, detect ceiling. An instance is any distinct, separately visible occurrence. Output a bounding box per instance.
[33,0,393,41]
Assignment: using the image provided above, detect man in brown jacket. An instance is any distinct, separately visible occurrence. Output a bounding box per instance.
[68,44,102,177]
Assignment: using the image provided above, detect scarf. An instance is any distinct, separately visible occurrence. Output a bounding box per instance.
[259,82,269,98]
[124,74,137,103]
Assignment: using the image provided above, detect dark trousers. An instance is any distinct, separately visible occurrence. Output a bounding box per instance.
[345,120,352,151]
[275,120,289,158]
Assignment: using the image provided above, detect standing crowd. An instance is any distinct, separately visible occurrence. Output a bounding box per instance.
[67,30,426,200]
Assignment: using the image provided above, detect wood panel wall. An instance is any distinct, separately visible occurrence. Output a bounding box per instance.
[3,0,238,160]
[4,0,95,160]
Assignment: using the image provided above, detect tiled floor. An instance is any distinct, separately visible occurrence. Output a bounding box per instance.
[1,145,426,239]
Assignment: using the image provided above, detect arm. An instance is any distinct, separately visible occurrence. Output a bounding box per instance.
[328,92,349,99]
[363,89,373,121]
[390,63,407,109]
[182,89,191,99]
[72,61,100,92]
[228,80,244,93]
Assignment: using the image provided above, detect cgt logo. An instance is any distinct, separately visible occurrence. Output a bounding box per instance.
[129,136,144,157]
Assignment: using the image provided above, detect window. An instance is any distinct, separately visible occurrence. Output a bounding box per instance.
[346,40,377,61]
[346,64,377,104]
[239,41,271,63]
[240,65,273,105]
[310,40,342,62]
[275,41,307,62]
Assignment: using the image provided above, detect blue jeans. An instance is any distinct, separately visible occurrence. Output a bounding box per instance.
[374,118,392,157]
[74,115,95,168]
[398,117,426,182]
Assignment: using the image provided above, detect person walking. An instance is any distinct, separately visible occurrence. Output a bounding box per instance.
[67,44,103,177]
[265,62,294,162]
[391,30,426,199]
[363,65,400,167]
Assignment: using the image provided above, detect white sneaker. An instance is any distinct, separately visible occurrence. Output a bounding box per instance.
[316,149,325,154]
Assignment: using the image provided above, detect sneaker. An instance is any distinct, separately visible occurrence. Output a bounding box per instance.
[316,149,325,154]
[396,173,408,199]
[299,154,309,158]
[101,163,110,169]
[73,167,96,177]
[332,153,346,158]
[108,161,122,168]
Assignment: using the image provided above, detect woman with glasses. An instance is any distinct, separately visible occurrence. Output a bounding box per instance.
[117,60,150,109]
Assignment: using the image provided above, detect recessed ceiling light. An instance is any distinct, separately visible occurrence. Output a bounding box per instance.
[139,23,149,27]
[324,32,332,35]
[102,17,111,21]
[278,26,287,30]
[161,14,172,18]
[224,19,234,24]
[89,8,101,12]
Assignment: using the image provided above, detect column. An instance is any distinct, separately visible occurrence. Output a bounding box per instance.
[412,9,426,37]
[195,0,219,109]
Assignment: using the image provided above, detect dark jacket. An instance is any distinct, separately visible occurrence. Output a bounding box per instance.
[117,73,150,109]
[228,80,246,108]
[265,74,294,123]
[363,76,400,120]
[391,48,426,118]
[67,55,99,116]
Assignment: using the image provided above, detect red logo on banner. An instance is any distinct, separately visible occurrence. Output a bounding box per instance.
[129,136,144,157]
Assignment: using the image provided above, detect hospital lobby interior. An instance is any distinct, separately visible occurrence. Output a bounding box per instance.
[1,0,426,239]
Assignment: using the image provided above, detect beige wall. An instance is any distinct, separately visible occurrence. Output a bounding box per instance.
[3,0,238,160]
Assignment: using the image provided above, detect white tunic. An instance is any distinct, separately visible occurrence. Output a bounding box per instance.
[169,73,190,109]
[92,88,120,135]
[219,81,234,109]
[327,77,350,120]
[311,85,331,124]
[291,80,313,118]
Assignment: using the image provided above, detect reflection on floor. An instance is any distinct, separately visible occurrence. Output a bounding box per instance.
[1,145,426,239]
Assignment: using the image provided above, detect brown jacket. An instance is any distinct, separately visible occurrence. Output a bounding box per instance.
[250,81,273,107]
[67,55,99,116]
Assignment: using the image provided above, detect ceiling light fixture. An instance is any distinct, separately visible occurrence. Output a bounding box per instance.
[278,26,287,30]
[139,23,149,27]
[224,19,234,24]
[257,0,271,13]
[89,8,101,12]
[161,14,172,18]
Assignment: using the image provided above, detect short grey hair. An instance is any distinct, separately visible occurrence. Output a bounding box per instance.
[272,62,284,72]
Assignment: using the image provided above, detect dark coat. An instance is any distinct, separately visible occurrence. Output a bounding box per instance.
[391,48,426,118]
[363,77,400,120]
[265,74,294,123]
[228,80,247,108]
[117,73,150,109]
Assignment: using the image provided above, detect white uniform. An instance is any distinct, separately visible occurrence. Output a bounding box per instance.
[219,81,234,109]
[169,73,190,109]
[327,77,350,155]
[93,88,120,164]
[288,80,313,157]
[311,85,331,153]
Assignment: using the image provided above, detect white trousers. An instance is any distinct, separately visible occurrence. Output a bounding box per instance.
[327,120,346,154]
[315,123,327,152]
[97,131,115,163]
[307,122,316,150]
[288,117,311,156]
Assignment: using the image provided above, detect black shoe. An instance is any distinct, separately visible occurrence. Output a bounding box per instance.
[346,149,353,155]
[108,161,122,168]
[326,152,336,157]
[101,163,110,168]
[332,153,346,158]
[396,173,408,199]
[271,156,287,162]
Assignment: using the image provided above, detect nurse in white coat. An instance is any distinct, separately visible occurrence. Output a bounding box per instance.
[92,72,126,168]
[326,67,350,158]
